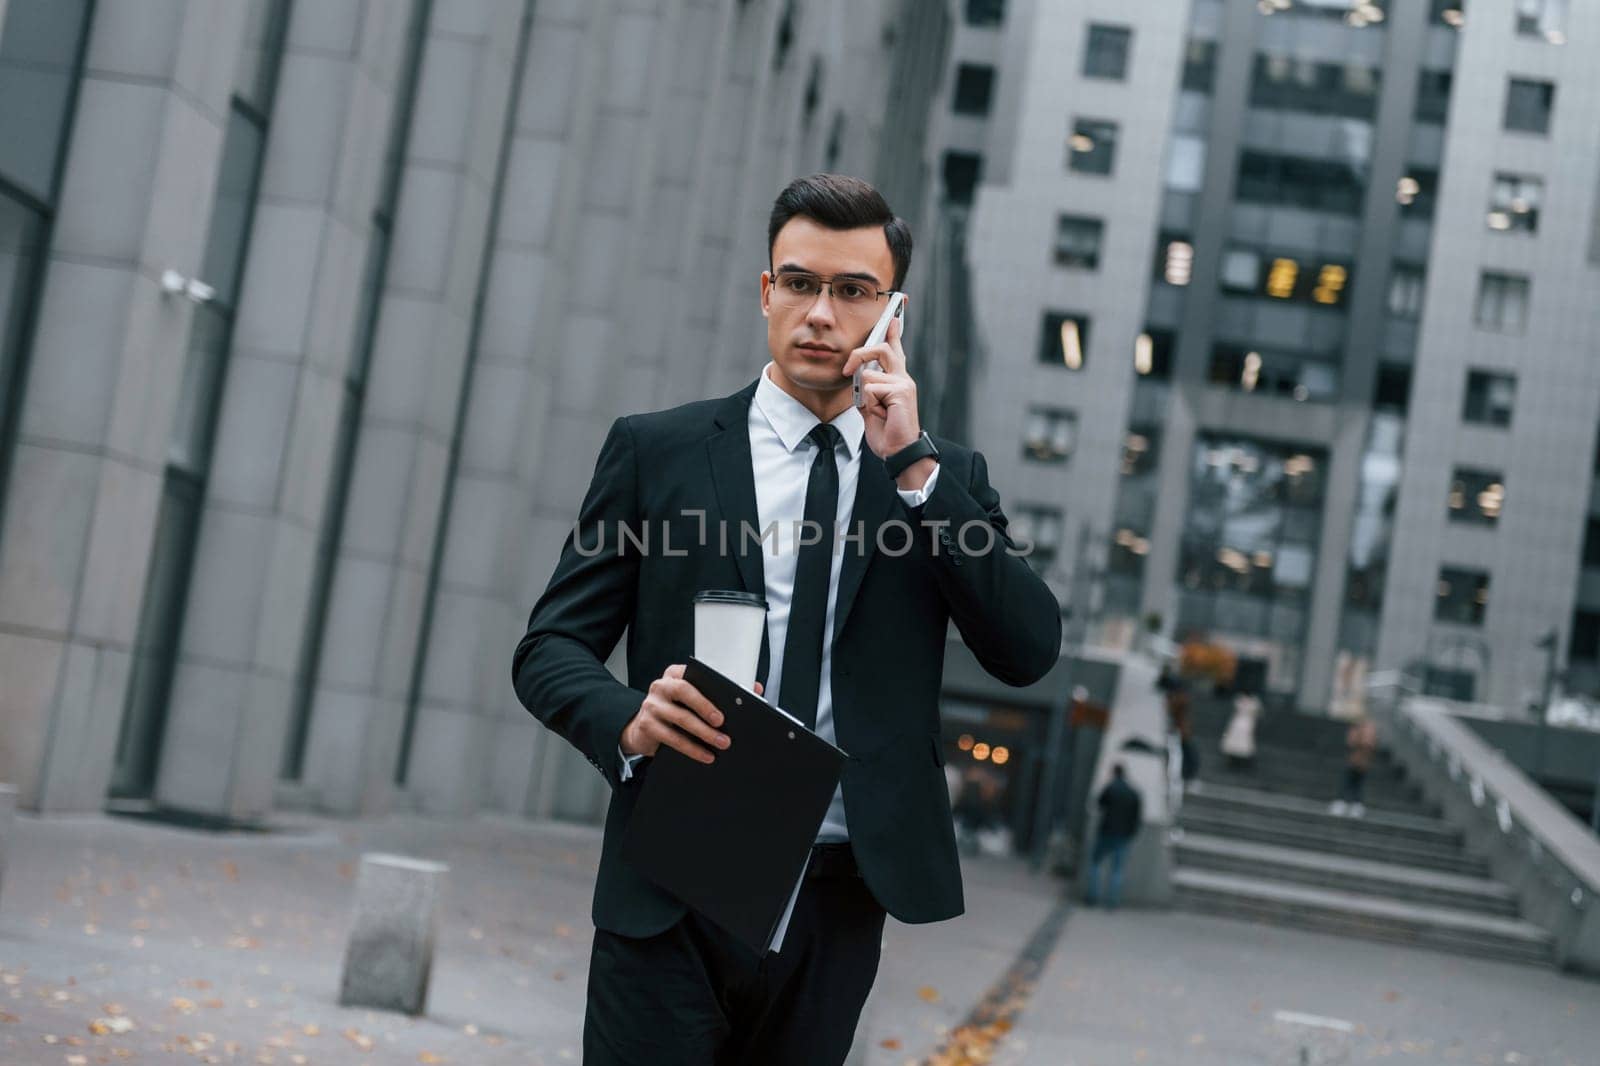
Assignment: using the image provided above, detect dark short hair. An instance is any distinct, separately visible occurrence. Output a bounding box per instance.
[767,174,913,289]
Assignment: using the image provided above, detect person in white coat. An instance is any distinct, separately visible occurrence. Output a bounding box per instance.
[1220,687,1261,771]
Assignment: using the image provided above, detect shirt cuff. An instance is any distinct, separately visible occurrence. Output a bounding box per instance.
[617,746,647,782]
[895,463,940,508]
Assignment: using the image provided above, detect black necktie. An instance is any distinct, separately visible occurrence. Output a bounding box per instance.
[781,423,841,729]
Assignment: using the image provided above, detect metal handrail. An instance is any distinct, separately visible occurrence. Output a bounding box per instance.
[1370,677,1596,944]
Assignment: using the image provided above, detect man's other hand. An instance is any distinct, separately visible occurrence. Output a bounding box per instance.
[620,665,760,764]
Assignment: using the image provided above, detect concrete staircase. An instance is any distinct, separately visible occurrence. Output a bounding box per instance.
[1170,701,1553,966]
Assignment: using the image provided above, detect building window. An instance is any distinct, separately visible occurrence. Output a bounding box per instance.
[1435,567,1490,625]
[952,63,996,116]
[1083,24,1132,80]
[0,0,94,537]
[1053,214,1103,269]
[1487,173,1541,232]
[1038,311,1090,370]
[1209,345,1339,403]
[1474,271,1530,332]
[1264,0,1389,22]
[1012,505,1064,574]
[1250,54,1381,120]
[1178,438,1326,653]
[1431,0,1466,27]
[1373,364,1411,414]
[1571,609,1600,662]
[1219,246,1352,307]
[1463,369,1515,426]
[1447,468,1504,525]
[1023,408,1077,463]
[1388,262,1425,318]
[773,0,795,70]
[1236,150,1365,215]
[1155,231,1194,286]
[1182,39,1218,94]
[1137,328,1175,380]
[942,151,982,206]
[1504,78,1555,134]
[1165,134,1207,192]
[1582,517,1600,567]
[1396,169,1437,219]
[1415,69,1452,124]
[965,0,1006,26]
[1068,117,1118,175]
[1515,0,1567,42]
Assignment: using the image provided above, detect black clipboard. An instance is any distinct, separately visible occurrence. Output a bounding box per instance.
[620,657,847,955]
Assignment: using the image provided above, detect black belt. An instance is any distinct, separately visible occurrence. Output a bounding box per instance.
[806,842,860,880]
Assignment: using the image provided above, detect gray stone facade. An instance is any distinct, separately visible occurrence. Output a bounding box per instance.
[0,0,952,821]
[962,0,1600,715]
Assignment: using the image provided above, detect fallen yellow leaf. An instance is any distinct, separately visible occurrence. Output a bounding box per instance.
[918,986,940,1003]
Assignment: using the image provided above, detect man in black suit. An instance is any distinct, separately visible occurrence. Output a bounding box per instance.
[512,174,1060,1065]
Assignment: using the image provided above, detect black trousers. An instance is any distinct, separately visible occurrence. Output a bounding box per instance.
[583,845,886,1066]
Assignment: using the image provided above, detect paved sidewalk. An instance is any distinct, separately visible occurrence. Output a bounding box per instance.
[0,811,1065,1066]
[4,812,1596,1065]
[1012,907,1600,1066]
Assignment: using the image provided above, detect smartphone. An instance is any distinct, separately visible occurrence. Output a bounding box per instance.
[853,291,907,409]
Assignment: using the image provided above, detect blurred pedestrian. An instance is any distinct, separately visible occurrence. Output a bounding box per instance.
[1085,764,1143,909]
[1162,672,1199,785]
[1220,685,1261,771]
[1330,714,1378,817]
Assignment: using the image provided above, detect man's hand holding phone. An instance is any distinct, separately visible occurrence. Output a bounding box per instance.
[842,312,933,490]
[620,664,763,764]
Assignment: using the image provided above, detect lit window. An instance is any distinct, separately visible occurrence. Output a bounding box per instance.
[1038,311,1090,370]
[1068,117,1118,175]
[1487,172,1541,233]
[1157,232,1194,286]
[1447,467,1504,525]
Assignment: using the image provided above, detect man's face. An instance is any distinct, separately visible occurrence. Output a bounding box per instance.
[761,216,898,398]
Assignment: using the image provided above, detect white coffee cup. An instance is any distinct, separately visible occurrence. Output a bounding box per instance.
[693,590,768,691]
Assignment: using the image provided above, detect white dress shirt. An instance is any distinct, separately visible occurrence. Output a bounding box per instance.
[622,365,939,845]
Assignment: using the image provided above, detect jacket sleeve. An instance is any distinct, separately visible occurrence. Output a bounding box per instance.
[914,448,1062,686]
[511,417,643,788]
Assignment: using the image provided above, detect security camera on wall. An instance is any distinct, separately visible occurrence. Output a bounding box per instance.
[160,269,216,305]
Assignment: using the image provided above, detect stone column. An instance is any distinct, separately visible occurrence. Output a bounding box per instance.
[300,0,529,816]
[0,2,250,812]
[152,0,417,823]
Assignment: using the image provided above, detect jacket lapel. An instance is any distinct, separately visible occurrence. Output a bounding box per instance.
[833,446,899,641]
[705,382,764,599]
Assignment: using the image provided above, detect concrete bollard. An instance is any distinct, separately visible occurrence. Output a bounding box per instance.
[0,784,15,900]
[338,853,448,1016]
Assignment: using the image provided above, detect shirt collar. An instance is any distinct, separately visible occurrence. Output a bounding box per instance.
[754,363,864,460]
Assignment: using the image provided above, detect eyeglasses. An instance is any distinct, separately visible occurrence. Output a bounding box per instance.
[768,270,894,313]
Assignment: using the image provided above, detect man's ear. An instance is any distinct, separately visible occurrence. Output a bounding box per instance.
[759,270,771,319]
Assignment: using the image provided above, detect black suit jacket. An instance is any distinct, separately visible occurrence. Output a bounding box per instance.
[511,380,1061,937]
